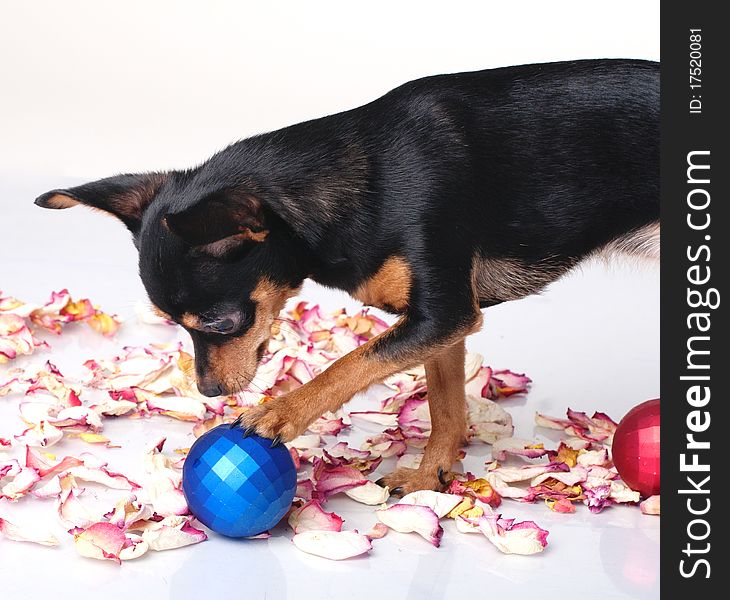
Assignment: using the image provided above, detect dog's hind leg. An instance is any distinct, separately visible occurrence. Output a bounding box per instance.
[377,338,468,496]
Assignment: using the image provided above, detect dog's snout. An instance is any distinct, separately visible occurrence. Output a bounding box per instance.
[198,379,224,397]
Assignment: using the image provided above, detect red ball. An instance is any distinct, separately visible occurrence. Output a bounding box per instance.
[611,399,660,497]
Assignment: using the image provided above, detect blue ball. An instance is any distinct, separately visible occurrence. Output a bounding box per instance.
[182,424,297,537]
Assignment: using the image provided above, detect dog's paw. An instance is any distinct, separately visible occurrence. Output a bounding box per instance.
[232,401,305,446]
[376,466,453,497]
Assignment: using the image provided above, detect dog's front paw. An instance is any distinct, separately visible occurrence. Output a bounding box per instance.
[376,466,453,497]
[232,400,307,445]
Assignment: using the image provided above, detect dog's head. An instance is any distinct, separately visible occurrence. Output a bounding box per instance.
[35,172,307,396]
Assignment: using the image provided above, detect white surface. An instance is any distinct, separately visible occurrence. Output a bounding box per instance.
[0,1,659,178]
[1,2,659,598]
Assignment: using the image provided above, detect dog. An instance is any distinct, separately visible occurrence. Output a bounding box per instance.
[35,59,659,495]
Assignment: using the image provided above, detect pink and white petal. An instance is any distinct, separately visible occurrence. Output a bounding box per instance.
[0,516,60,546]
[57,482,99,529]
[140,516,207,551]
[465,366,492,398]
[467,396,514,443]
[491,437,548,461]
[146,395,207,421]
[535,412,573,431]
[344,481,390,505]
[25,446,83,477]
[14,421,64,447]
[119,533,150,560]
[74,522,127,563]
[105,495,155,529]
[375,504,443,547]
[478,515,549,555]
[398,490,463,518]
[576,448,611,467]
[307,415,347,436]
[609,480,641,504]
[288,434,322,451]
[68,465,140,490]
[531,467,588,488]
[288,500,344,533]
[314,464,367,497]
[295,479,315,502]
[292,530,372,561]
[640,495,660,515]
[455,515,482,534]
[143,478,189,516]
[31,475,62,498]
[490,370,532,397]
[0,466,40,500]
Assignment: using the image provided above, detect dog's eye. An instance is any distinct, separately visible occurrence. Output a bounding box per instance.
[204,317,237,334]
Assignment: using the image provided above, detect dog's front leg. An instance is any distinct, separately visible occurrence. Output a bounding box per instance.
[236,310,480,458]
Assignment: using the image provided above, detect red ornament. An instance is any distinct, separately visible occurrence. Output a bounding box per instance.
[611,399,660,497]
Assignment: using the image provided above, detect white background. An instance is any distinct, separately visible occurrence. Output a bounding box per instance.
[1,2,659,599]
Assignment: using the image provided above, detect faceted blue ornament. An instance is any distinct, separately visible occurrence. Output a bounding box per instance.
[182,424,297,537]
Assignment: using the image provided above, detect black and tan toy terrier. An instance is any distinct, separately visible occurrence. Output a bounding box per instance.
[36,59,659,495]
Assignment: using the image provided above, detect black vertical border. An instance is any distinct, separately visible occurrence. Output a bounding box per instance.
[661,1,727,592]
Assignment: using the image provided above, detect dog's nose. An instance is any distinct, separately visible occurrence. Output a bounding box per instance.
[198,380,223,397]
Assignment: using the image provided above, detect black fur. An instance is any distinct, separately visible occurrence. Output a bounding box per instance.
[36,59,659,394]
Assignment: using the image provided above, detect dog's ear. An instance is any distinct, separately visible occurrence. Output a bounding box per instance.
[34,173,167,234]
[163,188,268,257]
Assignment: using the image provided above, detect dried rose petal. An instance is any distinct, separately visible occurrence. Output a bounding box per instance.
[0,465,40,500]
[0,314,43,363]
[56,474,100,528]
[25,446,83,477]
[288,500,344,533]
[292,530,372,560]
[491,438,548,461]
[14,420,64,447]
[448,475,502,508]
[349,411,399,428]
[545,498,577,513]
[119,533,149,560]
[398,490,463,518]
[467,395,514,443]
[313,461,367,497]
[74,522,127,563]
[375,504,443,547]
[490,370,531,397]
[295,479,315,501]
[344,481,390,505]
[478,513,549,555]
[138,516,207,551]
[0,516,60,546]
[105,495,154,529]
[640,495,660,515]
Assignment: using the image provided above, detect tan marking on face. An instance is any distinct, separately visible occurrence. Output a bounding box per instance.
[180,313,201,330]
[353,256,412,312]
[244,229,268,242]
[206,279,298,392]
